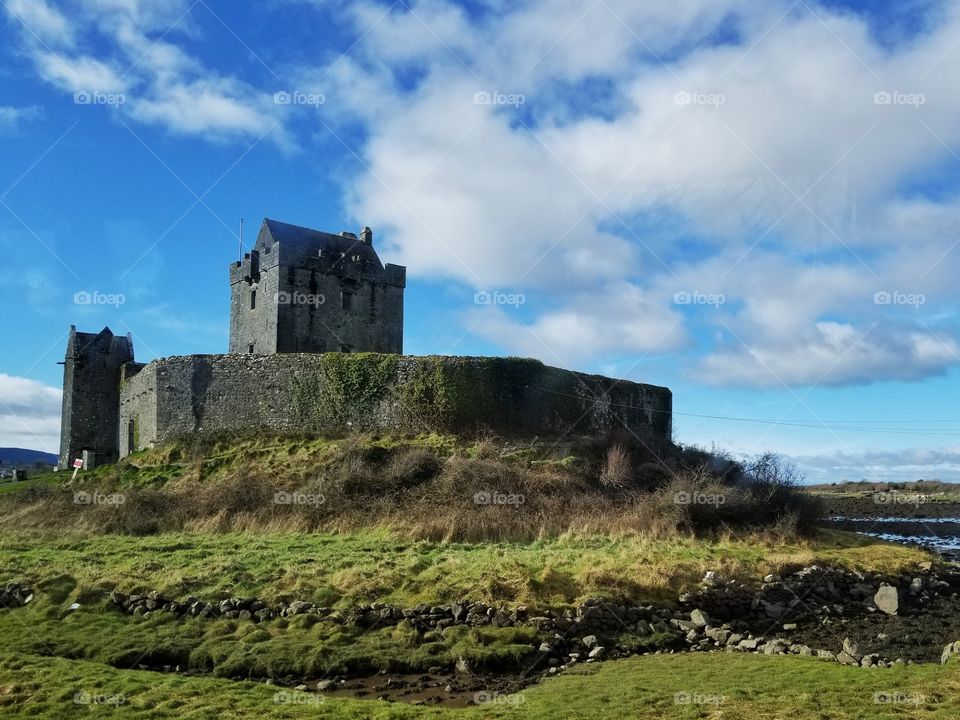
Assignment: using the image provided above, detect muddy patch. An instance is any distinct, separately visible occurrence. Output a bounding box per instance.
[305,672,533,708]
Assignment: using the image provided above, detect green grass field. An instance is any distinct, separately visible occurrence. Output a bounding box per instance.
[0,529,929,608]
[2,651,958,719]
[0,528,940,716]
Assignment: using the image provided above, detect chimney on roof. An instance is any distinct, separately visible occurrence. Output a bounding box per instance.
[360,226,373,245]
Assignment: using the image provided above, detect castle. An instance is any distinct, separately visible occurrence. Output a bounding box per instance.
[59,218,672,470]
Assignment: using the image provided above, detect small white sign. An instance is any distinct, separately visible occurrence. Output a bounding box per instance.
[72,458,83,469]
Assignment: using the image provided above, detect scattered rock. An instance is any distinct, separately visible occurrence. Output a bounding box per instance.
[837,651,860,666]
[689,609,710,628]
[941,641,960,665]
[842,638,862,661]
[874,585,900,616]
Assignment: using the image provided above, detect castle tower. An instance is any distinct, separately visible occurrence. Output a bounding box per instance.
[58,326,134,469]
[229,218,405,354]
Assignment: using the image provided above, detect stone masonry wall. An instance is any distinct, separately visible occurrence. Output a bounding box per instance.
[118,363,158,458]
[59,327,134,468]
[118,354,672,456]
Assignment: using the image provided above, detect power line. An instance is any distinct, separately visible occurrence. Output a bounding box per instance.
[670,410,960,436]
[531,385,960,437]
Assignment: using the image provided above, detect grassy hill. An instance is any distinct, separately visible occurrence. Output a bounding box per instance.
[0,432,945,718]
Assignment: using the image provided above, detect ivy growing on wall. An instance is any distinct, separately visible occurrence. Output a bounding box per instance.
[290,353,399,426]
[286,353,669,437]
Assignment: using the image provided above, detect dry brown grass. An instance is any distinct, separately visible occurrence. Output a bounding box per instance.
[0,436,822,542]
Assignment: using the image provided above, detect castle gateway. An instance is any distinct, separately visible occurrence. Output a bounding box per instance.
[59,218,672,468]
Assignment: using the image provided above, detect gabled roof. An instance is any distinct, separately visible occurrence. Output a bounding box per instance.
[257,218,384,270]
[67,325,134,359]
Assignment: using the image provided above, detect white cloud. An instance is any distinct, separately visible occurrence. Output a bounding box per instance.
[792,446,960,483]
[0,374,61,454]
[0,105,42,132]
[318,0,960,384]
[700,322,959,387]
[3,0,290,146]
[129,78,282,141]
[33,51,129,94]
[468,283,687,366]
[3,0,73,46]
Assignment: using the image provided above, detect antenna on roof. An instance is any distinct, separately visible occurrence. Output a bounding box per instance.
[239,218,244,260]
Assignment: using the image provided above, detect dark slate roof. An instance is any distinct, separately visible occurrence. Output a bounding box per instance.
[258,218,384,270]
[68,326,134,359]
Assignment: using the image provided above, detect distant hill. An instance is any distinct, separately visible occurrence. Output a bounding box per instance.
[0,448,58,466]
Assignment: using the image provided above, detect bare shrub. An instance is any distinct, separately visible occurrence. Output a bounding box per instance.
[599,444,632,489]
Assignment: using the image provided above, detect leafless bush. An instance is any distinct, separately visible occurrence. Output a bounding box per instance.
[599,443,632,489]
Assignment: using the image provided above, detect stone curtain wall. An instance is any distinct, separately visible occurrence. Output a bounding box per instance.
[119,354,671,456]
[118,363,158,458]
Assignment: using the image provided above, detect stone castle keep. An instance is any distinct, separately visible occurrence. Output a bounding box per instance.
[229,219,405,355]
[59,218,672,468]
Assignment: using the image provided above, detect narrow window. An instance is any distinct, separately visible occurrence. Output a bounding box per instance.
[341,291,353,311]
[250,289,256,310]
[248,343,254,354]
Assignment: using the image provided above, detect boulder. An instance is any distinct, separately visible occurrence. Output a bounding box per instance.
[705,628,730,645]
[836,651,860,666]
[287,600,313,615]
[689,609,710,628]
[941,641,960,665]
[842,637,862,661]
[873,585,900,616]
[762,640,787,655]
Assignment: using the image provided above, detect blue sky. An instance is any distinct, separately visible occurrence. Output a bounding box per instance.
[2,0,960,482]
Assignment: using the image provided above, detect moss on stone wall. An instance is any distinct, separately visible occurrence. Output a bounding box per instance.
[394,356,549,432]
[284,353,672,437]
[290,353,399,426]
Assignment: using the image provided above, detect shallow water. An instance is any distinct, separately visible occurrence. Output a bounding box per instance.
[828,516,960,558]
